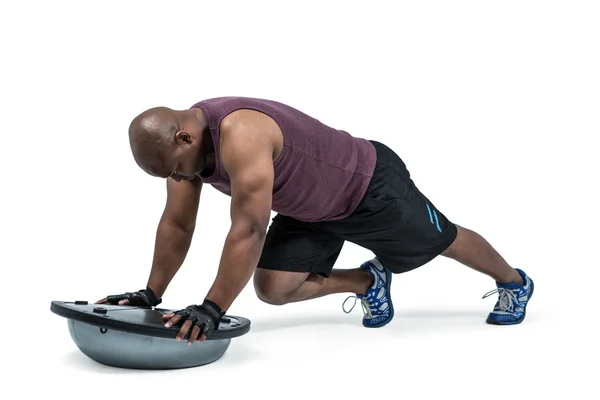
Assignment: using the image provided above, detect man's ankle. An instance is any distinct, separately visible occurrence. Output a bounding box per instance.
[356,269,374,295]
[513,270,524,286]
[498,269,523,286]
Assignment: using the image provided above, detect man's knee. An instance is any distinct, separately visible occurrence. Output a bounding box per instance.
[253,268,307,306]
[253,270,288,305]
[255,286,288,306]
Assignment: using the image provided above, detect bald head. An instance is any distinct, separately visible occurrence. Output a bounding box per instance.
[128,107,181,176]
[128,106,209,179]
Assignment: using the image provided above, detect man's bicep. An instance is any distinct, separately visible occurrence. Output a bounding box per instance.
[221,135,274,233]
[228,153,274,231]
[163,178,203,231]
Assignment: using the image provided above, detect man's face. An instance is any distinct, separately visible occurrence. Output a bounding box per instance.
[168,135,205,181]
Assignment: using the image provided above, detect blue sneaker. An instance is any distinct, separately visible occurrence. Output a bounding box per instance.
[342,258,394,328]
[482,268,534,325]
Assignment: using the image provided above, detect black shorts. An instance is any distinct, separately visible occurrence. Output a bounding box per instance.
[256,140,458,277]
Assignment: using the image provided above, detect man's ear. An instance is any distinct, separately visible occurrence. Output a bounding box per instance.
[174,130,192,145]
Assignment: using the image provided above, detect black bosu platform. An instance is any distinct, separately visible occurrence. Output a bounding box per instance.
[51,300,251,370]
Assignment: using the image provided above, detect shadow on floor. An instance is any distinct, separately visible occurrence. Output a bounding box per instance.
[249,308,488,333]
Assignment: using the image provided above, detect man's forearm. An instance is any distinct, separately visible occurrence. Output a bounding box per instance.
[204,228,265,312]
[146,218,194,299]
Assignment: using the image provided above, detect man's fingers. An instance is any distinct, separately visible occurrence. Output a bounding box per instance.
[95,298,107,304]
[194,323,208,343]
[165,314,181,327]
[118,299,129,305]
[161,307,212,345]
[188,325,201,344]
[176,320,192,342]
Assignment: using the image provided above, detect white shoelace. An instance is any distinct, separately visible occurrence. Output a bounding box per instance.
[482,287,519,312]
[342,296,374,319]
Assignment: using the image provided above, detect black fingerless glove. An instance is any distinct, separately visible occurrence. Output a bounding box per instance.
[173,300,225,336]
[106,286,162,307]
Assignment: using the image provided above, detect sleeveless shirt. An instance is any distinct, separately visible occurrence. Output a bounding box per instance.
[190,97,376,222]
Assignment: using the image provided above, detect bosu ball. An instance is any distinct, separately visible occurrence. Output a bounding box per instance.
[50,300,251,369]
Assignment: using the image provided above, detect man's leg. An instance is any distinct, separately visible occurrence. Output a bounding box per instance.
[254,213,373,306]
[253,268,373,306]
[253,213,390,328]
[440,224,534,325]
[441,224,522,284]
[336,140,534,325]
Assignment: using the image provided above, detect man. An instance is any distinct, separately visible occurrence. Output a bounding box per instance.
[97,96,534,344]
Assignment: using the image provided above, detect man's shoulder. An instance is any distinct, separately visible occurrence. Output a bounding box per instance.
[219,109,282,165]
[221,107,280,136]
[189,96,274,109]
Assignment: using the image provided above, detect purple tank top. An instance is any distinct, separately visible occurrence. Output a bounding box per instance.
[190,97,376,222]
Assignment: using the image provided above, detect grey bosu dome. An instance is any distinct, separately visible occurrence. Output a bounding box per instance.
[51,301,251,370]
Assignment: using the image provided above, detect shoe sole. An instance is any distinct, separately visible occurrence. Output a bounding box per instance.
[364,263,395,328]
[486,277,535,325]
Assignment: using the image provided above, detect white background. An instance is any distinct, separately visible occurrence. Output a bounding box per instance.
[1,0,599,399]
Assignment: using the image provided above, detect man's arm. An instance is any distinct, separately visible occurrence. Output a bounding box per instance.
[146,177,203,299]
[203,117,274,312]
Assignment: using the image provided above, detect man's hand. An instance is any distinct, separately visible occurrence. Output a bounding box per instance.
[96,286,161,307]
[162,300,223,344]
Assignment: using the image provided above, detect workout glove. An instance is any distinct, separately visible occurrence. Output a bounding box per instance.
[171,300,224,337]
[105,286,162,307]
